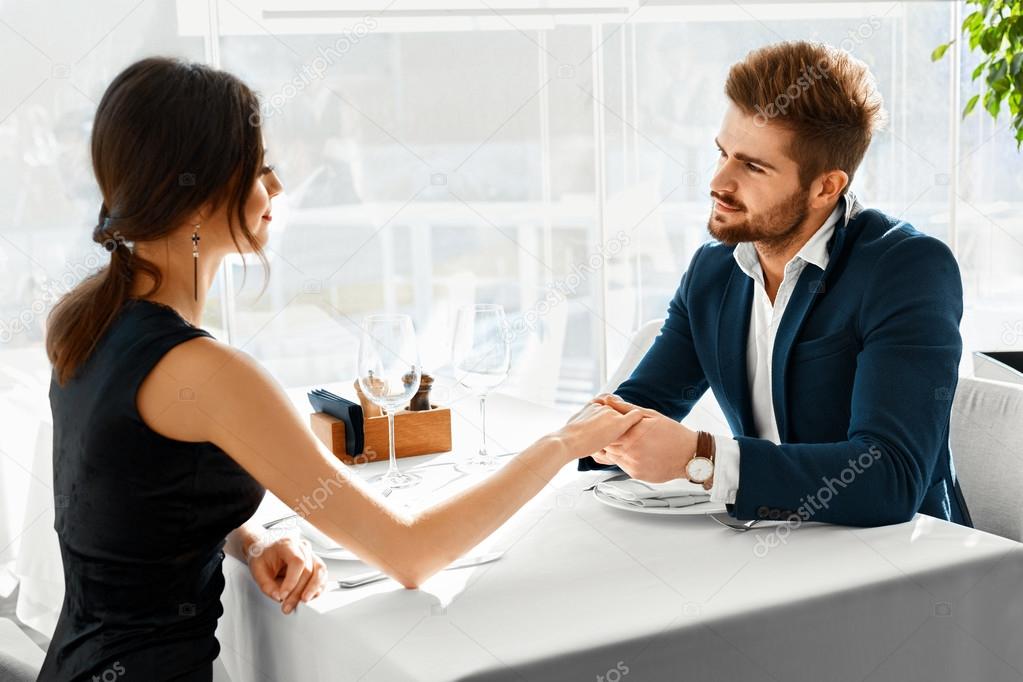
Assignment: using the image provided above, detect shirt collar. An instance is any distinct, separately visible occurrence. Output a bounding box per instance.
[732,191,851,279]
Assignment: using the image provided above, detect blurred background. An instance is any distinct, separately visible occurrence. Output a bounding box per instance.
[1,1,1021,580]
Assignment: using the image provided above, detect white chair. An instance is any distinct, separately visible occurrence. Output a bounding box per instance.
[601,319,665,396]
[601,319,729,434]
[950,375,1023,542]
[0,618,43,682]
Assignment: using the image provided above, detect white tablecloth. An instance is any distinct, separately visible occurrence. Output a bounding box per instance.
[213,385,1023,682]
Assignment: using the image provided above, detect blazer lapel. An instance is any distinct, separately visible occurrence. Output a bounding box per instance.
[716,264,756,437]
[770,210,853,441]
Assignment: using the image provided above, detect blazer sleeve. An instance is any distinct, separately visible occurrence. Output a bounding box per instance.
[579,244,711,471]
[731,233,964,526]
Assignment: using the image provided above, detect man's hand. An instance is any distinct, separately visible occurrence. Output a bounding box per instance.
[557,397,647,462]
[593,395,699,483]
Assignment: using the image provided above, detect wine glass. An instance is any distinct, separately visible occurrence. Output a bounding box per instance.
[358,314,422,489]
[451,304,511,473]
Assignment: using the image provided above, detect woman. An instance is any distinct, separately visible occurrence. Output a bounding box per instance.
[40,57,643,681]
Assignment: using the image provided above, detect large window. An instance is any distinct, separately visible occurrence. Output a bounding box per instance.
[1,0,1020,408]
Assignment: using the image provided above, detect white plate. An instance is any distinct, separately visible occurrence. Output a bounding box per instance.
[592,475,728,516]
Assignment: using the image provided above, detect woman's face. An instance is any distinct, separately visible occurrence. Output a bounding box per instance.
[244,159,283,248]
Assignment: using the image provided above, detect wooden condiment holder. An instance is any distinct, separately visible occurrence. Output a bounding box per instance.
[310,406,452,465]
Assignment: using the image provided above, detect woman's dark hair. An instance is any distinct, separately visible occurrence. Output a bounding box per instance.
[46,57,269,385]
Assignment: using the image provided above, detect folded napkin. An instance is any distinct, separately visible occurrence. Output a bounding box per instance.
[596,477,710,508]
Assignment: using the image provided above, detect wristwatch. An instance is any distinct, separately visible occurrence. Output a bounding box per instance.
[686,431,716,489]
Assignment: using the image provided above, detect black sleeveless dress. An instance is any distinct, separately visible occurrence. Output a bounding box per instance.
[39,298,266,681]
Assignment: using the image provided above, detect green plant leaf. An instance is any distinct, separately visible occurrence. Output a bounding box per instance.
[963,10,986,32]
[980,26,1004,52]
[1011,52,1023,76]
[988,57,1009,86]
[984,89,1002,118]
[964,93,981,117]
[935,0,1023,150]
[931,42,952,61]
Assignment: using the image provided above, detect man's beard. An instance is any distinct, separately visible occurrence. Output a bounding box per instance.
[707,186,811,256]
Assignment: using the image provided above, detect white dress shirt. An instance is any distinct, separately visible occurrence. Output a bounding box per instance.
[709,195,853,504]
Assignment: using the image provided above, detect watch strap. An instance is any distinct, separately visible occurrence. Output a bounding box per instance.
[696,431,716,490]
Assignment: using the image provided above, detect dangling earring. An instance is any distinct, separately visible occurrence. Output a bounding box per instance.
[191,223,201,302]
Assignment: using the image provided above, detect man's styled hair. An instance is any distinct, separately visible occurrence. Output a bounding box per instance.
[725,41,887,191]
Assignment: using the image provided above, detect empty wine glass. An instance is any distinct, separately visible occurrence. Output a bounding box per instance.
[358,314,422,489]
[452,304,510,473]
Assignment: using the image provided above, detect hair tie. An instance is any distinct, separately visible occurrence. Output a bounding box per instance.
[94,215,126,252]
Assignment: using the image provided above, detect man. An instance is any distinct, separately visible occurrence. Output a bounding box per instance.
[585,41,972,528]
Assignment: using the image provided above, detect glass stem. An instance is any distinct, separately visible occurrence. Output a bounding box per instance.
[386,410,399,475]
[478,394,488,459]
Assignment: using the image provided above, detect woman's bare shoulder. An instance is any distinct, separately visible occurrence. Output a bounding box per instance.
[136,334,282,443]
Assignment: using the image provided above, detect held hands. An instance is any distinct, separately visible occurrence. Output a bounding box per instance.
[588,394,699,483]
[556,399,647,461]
[246,534,328,615]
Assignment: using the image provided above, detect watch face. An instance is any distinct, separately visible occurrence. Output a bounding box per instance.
[686,457,714,483]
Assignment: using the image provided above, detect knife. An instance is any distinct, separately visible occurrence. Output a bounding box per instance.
[336,551,504,588]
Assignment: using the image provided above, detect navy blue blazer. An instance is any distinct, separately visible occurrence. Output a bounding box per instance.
[585,196,973,528]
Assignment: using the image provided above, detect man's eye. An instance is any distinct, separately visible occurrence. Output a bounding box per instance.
[746,163,763,173]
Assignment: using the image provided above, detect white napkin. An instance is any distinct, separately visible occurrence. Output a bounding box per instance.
[596,477,710,508]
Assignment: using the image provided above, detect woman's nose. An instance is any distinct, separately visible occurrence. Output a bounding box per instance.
[266,170,283,197]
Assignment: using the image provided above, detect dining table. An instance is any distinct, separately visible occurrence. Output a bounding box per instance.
[213,381,1023,682]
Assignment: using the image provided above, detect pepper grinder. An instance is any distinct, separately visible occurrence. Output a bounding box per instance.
[353,377,384,418]
[408,373,434,411]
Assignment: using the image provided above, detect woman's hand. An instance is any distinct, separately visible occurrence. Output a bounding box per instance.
[556,396,648,460]
[590,394,699,482]
[246,535,328,615]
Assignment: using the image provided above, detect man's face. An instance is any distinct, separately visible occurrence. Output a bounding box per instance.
[708,103,811,252]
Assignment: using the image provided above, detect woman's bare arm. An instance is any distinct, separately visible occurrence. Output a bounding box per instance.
[137,336,644,588]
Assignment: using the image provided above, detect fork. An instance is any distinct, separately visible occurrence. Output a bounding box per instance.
[709,514,761,532]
